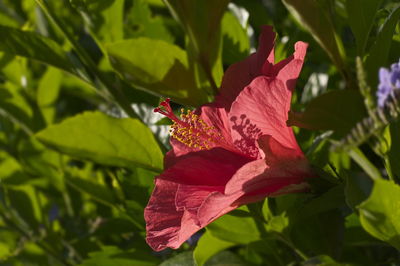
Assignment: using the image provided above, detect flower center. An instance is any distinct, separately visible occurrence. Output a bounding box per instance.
[154,99,225,151]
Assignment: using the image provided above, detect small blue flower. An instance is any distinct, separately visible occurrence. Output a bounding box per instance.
[377,59,400,107]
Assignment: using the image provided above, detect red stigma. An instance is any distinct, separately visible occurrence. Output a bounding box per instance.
[154,98,179,122]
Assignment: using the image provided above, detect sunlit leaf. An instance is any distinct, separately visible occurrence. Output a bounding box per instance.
[359,179,400,250]
[37,67,62,124]
[193,230,236,266]
[221,10,250,65]
[107,37,208,106]
[207,207,261,244]
[125,0,174,42]
[36,111,163,172]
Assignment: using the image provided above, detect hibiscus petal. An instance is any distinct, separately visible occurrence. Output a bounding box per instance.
[257,134,304,164]
[217,26,276,109]
[229,76,300,151]
[233,158,313,204]
[164,139,194,168]
[175,184,223,212]
[197,157,314,227]
[167,103,236,165]
[160,147,251,186]
[145,179,200,251]
[271,41,308,92]
[197,159,267,226]
[198,103,234,147]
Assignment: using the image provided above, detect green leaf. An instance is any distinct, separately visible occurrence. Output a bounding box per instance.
[262,198,290,234]
[76,0,125,43]
[106,38,208,106]
[7,186,43,228]
[294,185,346,222]
[125,0,174,42]
[0,85,35,134]
[163,0,230,88]
[207,207,261,244]
[80,246,159,266]
[344,172,373,210]
[282,0,345,71]
[206,251,246,265]
[291,209,345,258]
[0,230,18,260]
[365,5,400,89]
[221,11,250,65]
[0,155,31,187]
[193,230,236,266]
[37,67,62,124]
[345,0,383,55]
[302,255,344,266]
[18,137,64,189]
[160,251,194,266]
[287,90,366,136]
[359,179,400,250]
[0,25,75,73]
[36,111,163,172]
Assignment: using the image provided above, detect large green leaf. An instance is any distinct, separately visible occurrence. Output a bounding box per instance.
[282,0,345,71]
[163,0,230,89]
[345,0,383,55]
[193,230,236,266]
[365,5,400,89]
[107,37,208,106]
[207,207,262,244]
[0,25,75,73]
[36,111,163,172]
[287,90,366,136]
[359,179,400,250]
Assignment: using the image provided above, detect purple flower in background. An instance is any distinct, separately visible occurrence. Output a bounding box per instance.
[377,59,400,107]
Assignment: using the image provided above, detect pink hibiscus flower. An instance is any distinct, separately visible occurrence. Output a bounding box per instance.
[145,25,316,251]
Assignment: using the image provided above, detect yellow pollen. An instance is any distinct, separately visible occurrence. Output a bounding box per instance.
[169,109,224,151]
[154,98,225,151]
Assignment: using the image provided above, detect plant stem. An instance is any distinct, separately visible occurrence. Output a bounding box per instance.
[384,156,396,182]
[274,232,308,261]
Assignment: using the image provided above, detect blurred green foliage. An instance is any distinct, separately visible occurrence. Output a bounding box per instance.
[0,0,399,265]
